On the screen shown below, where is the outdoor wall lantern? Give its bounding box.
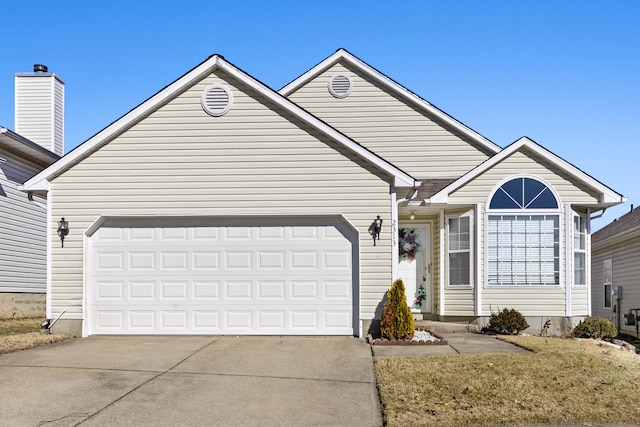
[368,215,383,246]
[57,217,69,248]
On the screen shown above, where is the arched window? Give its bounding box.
[487,177,560,286]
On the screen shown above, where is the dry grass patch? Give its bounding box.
[0,318,73,355]
[375,335,640,427]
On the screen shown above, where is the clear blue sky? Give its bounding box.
[1,1,638,230]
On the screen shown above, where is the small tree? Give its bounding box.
[380,279,415,340]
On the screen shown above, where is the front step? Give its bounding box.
[415,320,480,334]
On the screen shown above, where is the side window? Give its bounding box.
[573,214,587,287]
[448,215,472,286]
[603,259,612,309]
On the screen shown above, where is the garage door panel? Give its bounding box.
[89,221,355,335]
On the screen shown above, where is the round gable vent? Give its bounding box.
[328,74,353,98]
[201,84,233,116]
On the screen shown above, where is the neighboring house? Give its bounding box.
[0,64,63,318]
[591,206,640,335]
[23,50,624,337]
[0,128,59,317]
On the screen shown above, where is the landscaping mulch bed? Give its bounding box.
[368,328,448,346]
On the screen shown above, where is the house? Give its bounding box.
[22,50,624,337]
[591,206,640,335]
[0,65,63,318]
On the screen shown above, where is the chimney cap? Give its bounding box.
[33,64,48,72]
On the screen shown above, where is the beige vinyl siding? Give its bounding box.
[49,70,394,323]
[445,288,474,315]
[482,287,566,316]
[592,230,640,333]
[448,149,600,205]
[286,62,492,178]
[571,286,589,316]
[0,149,47,292]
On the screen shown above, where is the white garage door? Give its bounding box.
[88,218,356,336]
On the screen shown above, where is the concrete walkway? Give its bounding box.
[371,331,530,357]
[0,336,382,427]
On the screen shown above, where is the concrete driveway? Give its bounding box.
[0,336,382,427]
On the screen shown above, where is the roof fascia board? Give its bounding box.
[280,49,501,155]
[0,127,60,164]
[24,55,416,191]
[428,137,624,205]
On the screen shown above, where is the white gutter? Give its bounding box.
[590,207,607,220]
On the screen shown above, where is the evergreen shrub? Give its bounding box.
[573,316,617,341]
[487,307,529,335]
[380,279,415,340]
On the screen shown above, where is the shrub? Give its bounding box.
[380,279,415,340]
[573,316,617,341]
[487,307,529,335]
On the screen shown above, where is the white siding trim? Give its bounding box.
[475,203,482,316]
[439,209,445,314]
[46,192,52,319]
[391,187,399,280]
[586,208,592,316]
[565,204,572,316]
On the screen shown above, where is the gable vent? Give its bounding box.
[201,84,233,116]
[328,74,353,98]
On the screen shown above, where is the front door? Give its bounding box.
[397,224,431,313]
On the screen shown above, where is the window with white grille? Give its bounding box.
[448,215,472,287]
[573,214,587,287]
[603,259,612,309]
[487,177,560,286]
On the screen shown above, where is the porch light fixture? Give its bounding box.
[57,217,69,248]
[410,211,416,220]
[368,215,383,246]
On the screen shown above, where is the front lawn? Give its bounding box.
[0,318,73,355]
[374,336,640,426]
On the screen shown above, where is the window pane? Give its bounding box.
[489,177,558,210]
[449,253,470,286]
[523,178,546,207]
[448,216,471,286]
[574,253,585,286]
[604,284,612,309]
[487,214,559,286]
[490,187,520,209]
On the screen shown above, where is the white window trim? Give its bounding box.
[445,210,474,289]
[603,259,612,310]
[572,211,588,289]
[484,175,563,289]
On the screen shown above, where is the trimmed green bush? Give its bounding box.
[487,307,529,335]
[380,279,415,340]
[573,316,617,341]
